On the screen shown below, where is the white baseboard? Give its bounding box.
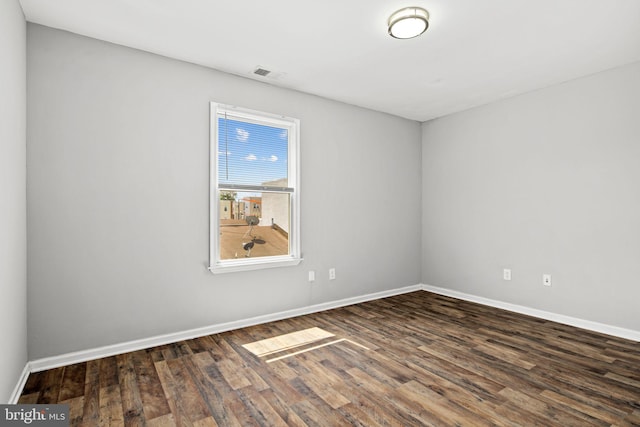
[29,284,423,373]
[421,284,640,342]
[9,362,31,404]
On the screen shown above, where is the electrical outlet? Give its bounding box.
[329,268,336,280]
[308,271,315,282]
[543,274,552,287]
[503,269,511,281]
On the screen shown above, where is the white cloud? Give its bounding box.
[218,150,232,156]
[279,129,288,140]
[236,128,249,142]
[244,154,257,161]
[269,155,278,162]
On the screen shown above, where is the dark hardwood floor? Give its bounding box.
[19,291,640,426]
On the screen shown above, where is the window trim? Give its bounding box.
[209,103,302,274]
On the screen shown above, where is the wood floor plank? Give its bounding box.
[82,359,101,425]
[287,358,350,409]
[37,367,65,404]
[606,371,640,389]
[234,386,289,427]
[288,399,335,427]
[60,395,84,427]
[403,378,498,426]
[17,392,39,404]
[208,336,253,390]
[116,353,147,426]
[539,388,624,425]
[257,389,309,427]
[20,370,47,397]
[154,360,195,427]
[222,333,272,392]
[402,359,506,422]
[499,387,602,426]
[472,340,537,370]
[165,358,211,424]
[405,352,505,399]
[99,384,125,427]
[187,352,244,427]
[147,414,178,427]
[345,367,423,426]
[621,409,640,426]
[99,356,119,389]
[130,350,172,421]
[18,291,640,425]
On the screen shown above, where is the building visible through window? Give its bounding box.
[209,103,301,273]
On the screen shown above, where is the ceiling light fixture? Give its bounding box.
[387,7,429,39]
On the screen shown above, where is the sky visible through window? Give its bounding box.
[218,117,288,187]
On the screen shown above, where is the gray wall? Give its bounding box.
[422,61,640,331]
[27,24,422,359]
[0,0,27,403]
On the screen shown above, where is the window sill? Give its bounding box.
[208,256,303,274]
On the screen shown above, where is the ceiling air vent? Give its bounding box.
[253,67,271,77]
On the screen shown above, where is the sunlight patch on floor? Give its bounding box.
[265,338,370,363]
[242,327,335,357]
[242,326,369,362]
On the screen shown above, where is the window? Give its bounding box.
[209,103,301,273]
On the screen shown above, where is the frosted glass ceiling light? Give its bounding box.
[388,7,429,39]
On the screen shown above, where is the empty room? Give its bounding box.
[2,0,640,425]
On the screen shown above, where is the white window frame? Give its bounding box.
[209,103,302,273]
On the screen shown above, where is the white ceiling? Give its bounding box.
[18,0,640,122]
